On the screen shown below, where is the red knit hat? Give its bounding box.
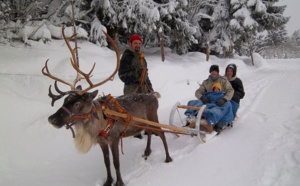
[129,34,142,43]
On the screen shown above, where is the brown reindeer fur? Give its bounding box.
[48,91,172,186]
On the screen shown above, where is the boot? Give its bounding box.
[185,116,196,128]
[214,125,223,135]
[187,122,196,128]
[199,123,214,133]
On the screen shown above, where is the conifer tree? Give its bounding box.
[291,29,300,46]
[91,0,197,54]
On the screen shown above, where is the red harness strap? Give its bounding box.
[105,94,133,137]
[72,94,133,141]
[98,102,114,138]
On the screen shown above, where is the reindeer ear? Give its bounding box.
[84,90,98,101]
[91,90,98,99]
[75,85,82,90]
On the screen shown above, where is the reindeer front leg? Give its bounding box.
[110,139,125,186]
[99,143,113,186]
[143,130,152,159]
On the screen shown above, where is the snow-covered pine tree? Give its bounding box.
[1,0,292,57]
[0,1,12,42]
[208,0,231,57]
[90,0,197,54]
[291,29,300,46]
[90,0,161,46]
[229,0,261,56]
[253,0,289,32]
[163,0,197,54]
[0,0,50,43]
[265,26,288,46]
[230,0,289,56]
[251,0,289,57]
[185,0,217,54]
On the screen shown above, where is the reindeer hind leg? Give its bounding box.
[155,130,173,163]
[147,114,172,163]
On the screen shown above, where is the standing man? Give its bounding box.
[118,34,154,139]
[118,34,153,94]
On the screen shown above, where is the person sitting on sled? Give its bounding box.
[224,63,245,118]
[184,65,234,133]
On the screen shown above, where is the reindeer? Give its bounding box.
[42,29,172,186]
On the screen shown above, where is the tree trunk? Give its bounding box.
[206,30,210,61]
[250,51,254,66]
[206,43,210,61]
[158,32,165,62]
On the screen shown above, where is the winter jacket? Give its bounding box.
[118,49,153,94]
[195,75,234,101]
[225,76,245,104]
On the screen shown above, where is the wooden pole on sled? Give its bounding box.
[103,109,189,134]
[176,105,201,111]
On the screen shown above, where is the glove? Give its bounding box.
[200,95,209,104]
[216,98,227,107]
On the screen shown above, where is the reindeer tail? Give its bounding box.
[152,91,161,98]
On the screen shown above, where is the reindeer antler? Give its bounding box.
[42,26,120,106]
[42,59,77,90]
[62,27,120,95]
[48,81,74,106]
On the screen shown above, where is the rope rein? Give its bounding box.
[133,52,153,93]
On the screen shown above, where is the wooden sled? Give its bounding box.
[102,107,208,143]
[169,102,218,143]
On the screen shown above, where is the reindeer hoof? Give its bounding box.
[143,148,152,160]
[165,156,173,163]
[114,180,125,186]
[142,154,148,160]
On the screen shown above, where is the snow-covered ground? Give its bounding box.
[1,40,299,186]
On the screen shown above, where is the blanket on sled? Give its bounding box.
[184,92,234,126]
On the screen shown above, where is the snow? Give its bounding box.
[13,24,88,46]
[252,0,266,13]
[1,40,300,186]
[47,25,88,39]
[247,0,267,13]
[149,7,160,22]
[234,7,258,28]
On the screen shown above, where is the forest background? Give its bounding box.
[1,0,300,58]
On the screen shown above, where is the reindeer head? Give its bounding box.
[42,26,119,128]
[48,87,99,128]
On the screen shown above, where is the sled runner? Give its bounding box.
[169,102,219,143]
[168,101,238,143]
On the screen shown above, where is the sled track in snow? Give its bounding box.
[238,63,288,118]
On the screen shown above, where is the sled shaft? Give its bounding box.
[177,105,201,110]
[103,109,189,133]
